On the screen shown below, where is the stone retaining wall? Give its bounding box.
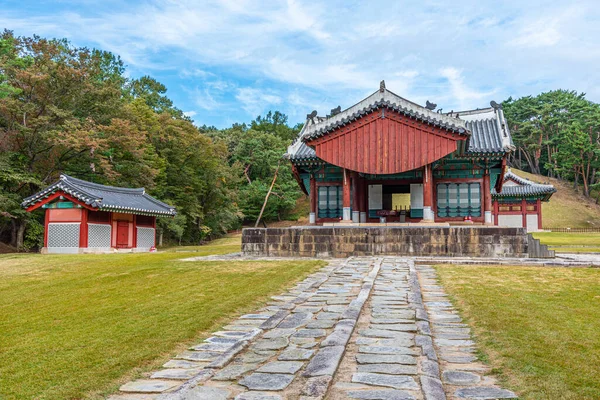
[242,226,541,258]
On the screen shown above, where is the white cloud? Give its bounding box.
[191,87,222,111]
[439,67,497,110]
[509,17,562,48]
[3,0,600,126]
[235,88,283,116]
[183,110,197,118]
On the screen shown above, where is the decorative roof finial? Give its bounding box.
[379,80,386,93]
[328,106,341,117]
[425,100,437,111]
[490,100,502,110]
[306,110,318,122]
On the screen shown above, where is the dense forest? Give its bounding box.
[0,31,303,249]
[2,31,600,250]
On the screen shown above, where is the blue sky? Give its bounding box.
[2,0,599,128]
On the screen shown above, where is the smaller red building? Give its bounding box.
[492,169,556,231]
[22,175,176,253]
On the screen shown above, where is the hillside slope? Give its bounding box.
[511,169,600,228]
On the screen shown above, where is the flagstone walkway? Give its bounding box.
[110,258,518,400]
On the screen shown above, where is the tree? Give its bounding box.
[503,90,600,197]
[0,31,244,248]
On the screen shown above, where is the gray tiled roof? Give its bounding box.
[286,140,317,161]
[492,170,556,199]
[22,175,176,216]
[300,87,468,141]
[448,107,514,154]
[286,87,516,162]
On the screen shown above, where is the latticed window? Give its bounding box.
[318,186,342,218]
[437,183,481,217]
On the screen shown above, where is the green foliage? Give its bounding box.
[0,30,306,248]
[23,218,44,250]
[503,90,600,196]
[210,115,302,224]
[0,30,245,246]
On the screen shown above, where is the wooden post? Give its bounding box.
[493,200,499,226]
[132,215,137,249]
[537,198,542,230]
[423,164,433,221]
[352,172,360,222]
[44,209,49,248]
[309,174,317,224]
[360,177,368,222]
[79,208,88,248]
[521,198,527,229]
[342,168,351,221]
[255,161,280,227]
[483,172,492,224]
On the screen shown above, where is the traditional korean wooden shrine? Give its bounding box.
[286,81,554,231]
[22,175,176,253]
[242,81,556,258]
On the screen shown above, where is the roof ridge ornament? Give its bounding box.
[379,80,385,93]
[490,100,502,110]
[328,105,341,117]
[425,100,437,111]
[307,110,317,123]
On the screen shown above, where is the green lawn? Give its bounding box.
[435,264,600,400]
[533,232,600,253]
[0,236,325,400]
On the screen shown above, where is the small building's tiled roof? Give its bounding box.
[22,175,176,216]
[492,170,556,200]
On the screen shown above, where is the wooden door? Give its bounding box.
[116,221,129,248]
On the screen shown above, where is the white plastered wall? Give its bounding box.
[526,214,539,232]
[497,214,523,228]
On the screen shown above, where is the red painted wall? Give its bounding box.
[47,208,82,222]
[306,109,465,175]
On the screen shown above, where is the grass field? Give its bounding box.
[0,236,325,400]
[532,232,600,253]
[435,264,600,400]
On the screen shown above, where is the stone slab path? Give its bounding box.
[110,258,517,400]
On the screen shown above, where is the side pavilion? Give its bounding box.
[22,174,176,253]
[286,81,551,230]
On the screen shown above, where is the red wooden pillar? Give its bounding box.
[79,208,88,248]
[109,212,115,248]
[352,172,360,223]
[309,174,317,224]
[44,209,49,248]
[358,176,366,222]
[342,168,351,221]
[521,198,527,229]
[423,164,434,221]
[132,215,138,249]
[537,198,542,230]
[493,200,499,226]
[483,172,492,224]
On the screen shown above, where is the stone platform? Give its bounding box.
[242,226,554,258]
